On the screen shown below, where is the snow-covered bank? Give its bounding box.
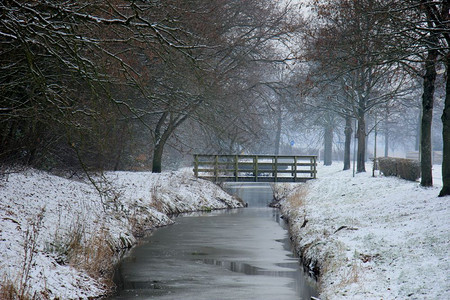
[275,164,449,299]
[0,168,243,299]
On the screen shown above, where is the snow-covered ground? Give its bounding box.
[0,168,243,299]
[2,164,448,299]
[275,163,449,299]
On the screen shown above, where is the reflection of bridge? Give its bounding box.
[193,154,317,183]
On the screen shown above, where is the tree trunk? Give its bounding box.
[151,111,190,173]
[274,104,282,155]
[357,112,366,172]
[152,142,164,173]
[384,129,389,157]
[384,106,389,157]
[415,108,421,152]
[343,116,352,170]
[113,146,123,171]
[439,57,450,196]
[324,124,333,166]
[365,121,369,162]
[420,49,438,187]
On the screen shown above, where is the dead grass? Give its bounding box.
[0,278,22,300]
[287,187,307,210]
[149,181,168,213]
[150,198,165,213]
[339,259,361,287]
[45,221,117,292]
[1,209,45,300]
[0,279,43,300]
[68,229,115,290]
[286,186,308,220]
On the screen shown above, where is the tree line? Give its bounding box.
[0,0,299,173]
[0,0,448,196]
[297,0,449,197]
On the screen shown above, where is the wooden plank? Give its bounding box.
[237,162,255,166]
[196,161,217,165]
[295,163,316,167]
[276,170,316,174]
[197,164,315,172]
[198,161,310,167]
[197,169,238,173]
[197,176,311,183]
[194,154,317,159]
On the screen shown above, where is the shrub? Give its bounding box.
[378,157,420,181]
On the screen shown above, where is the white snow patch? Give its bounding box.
[277,163,449,299]
[0,168,242,299]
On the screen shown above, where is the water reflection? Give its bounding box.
[200,258,301,278]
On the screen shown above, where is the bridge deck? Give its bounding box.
[193,154,317,183]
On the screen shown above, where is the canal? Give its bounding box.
[111,183,318,299]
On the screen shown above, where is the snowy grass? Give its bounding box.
[275,163,449,299]
[0,168,243,299]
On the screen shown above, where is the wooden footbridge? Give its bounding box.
[193,154,317,183]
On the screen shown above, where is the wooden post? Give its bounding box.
[215,155,218,182]
[254,155,258,182]
[312,157,317,179]
[294,156,298,181]
[274,156,278,182]
[235,155,238,182]
[194,154,199,178]
[314,156,317,178]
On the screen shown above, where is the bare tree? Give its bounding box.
[143,0,300,172]
[302,0,412,173]
[369,0,449,192]
[0,0,300,174]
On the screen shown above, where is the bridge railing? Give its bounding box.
[193,154,317,182]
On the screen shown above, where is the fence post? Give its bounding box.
[254,155,258,182]
[215,155,218,182]
[274,156,278,182]
[311,156,317,179]
[235,155,238,182]
[314,156,317,178]
[294,156,297,181]
[194,154,199,178]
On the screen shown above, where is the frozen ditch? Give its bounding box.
[110,183,318,300]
